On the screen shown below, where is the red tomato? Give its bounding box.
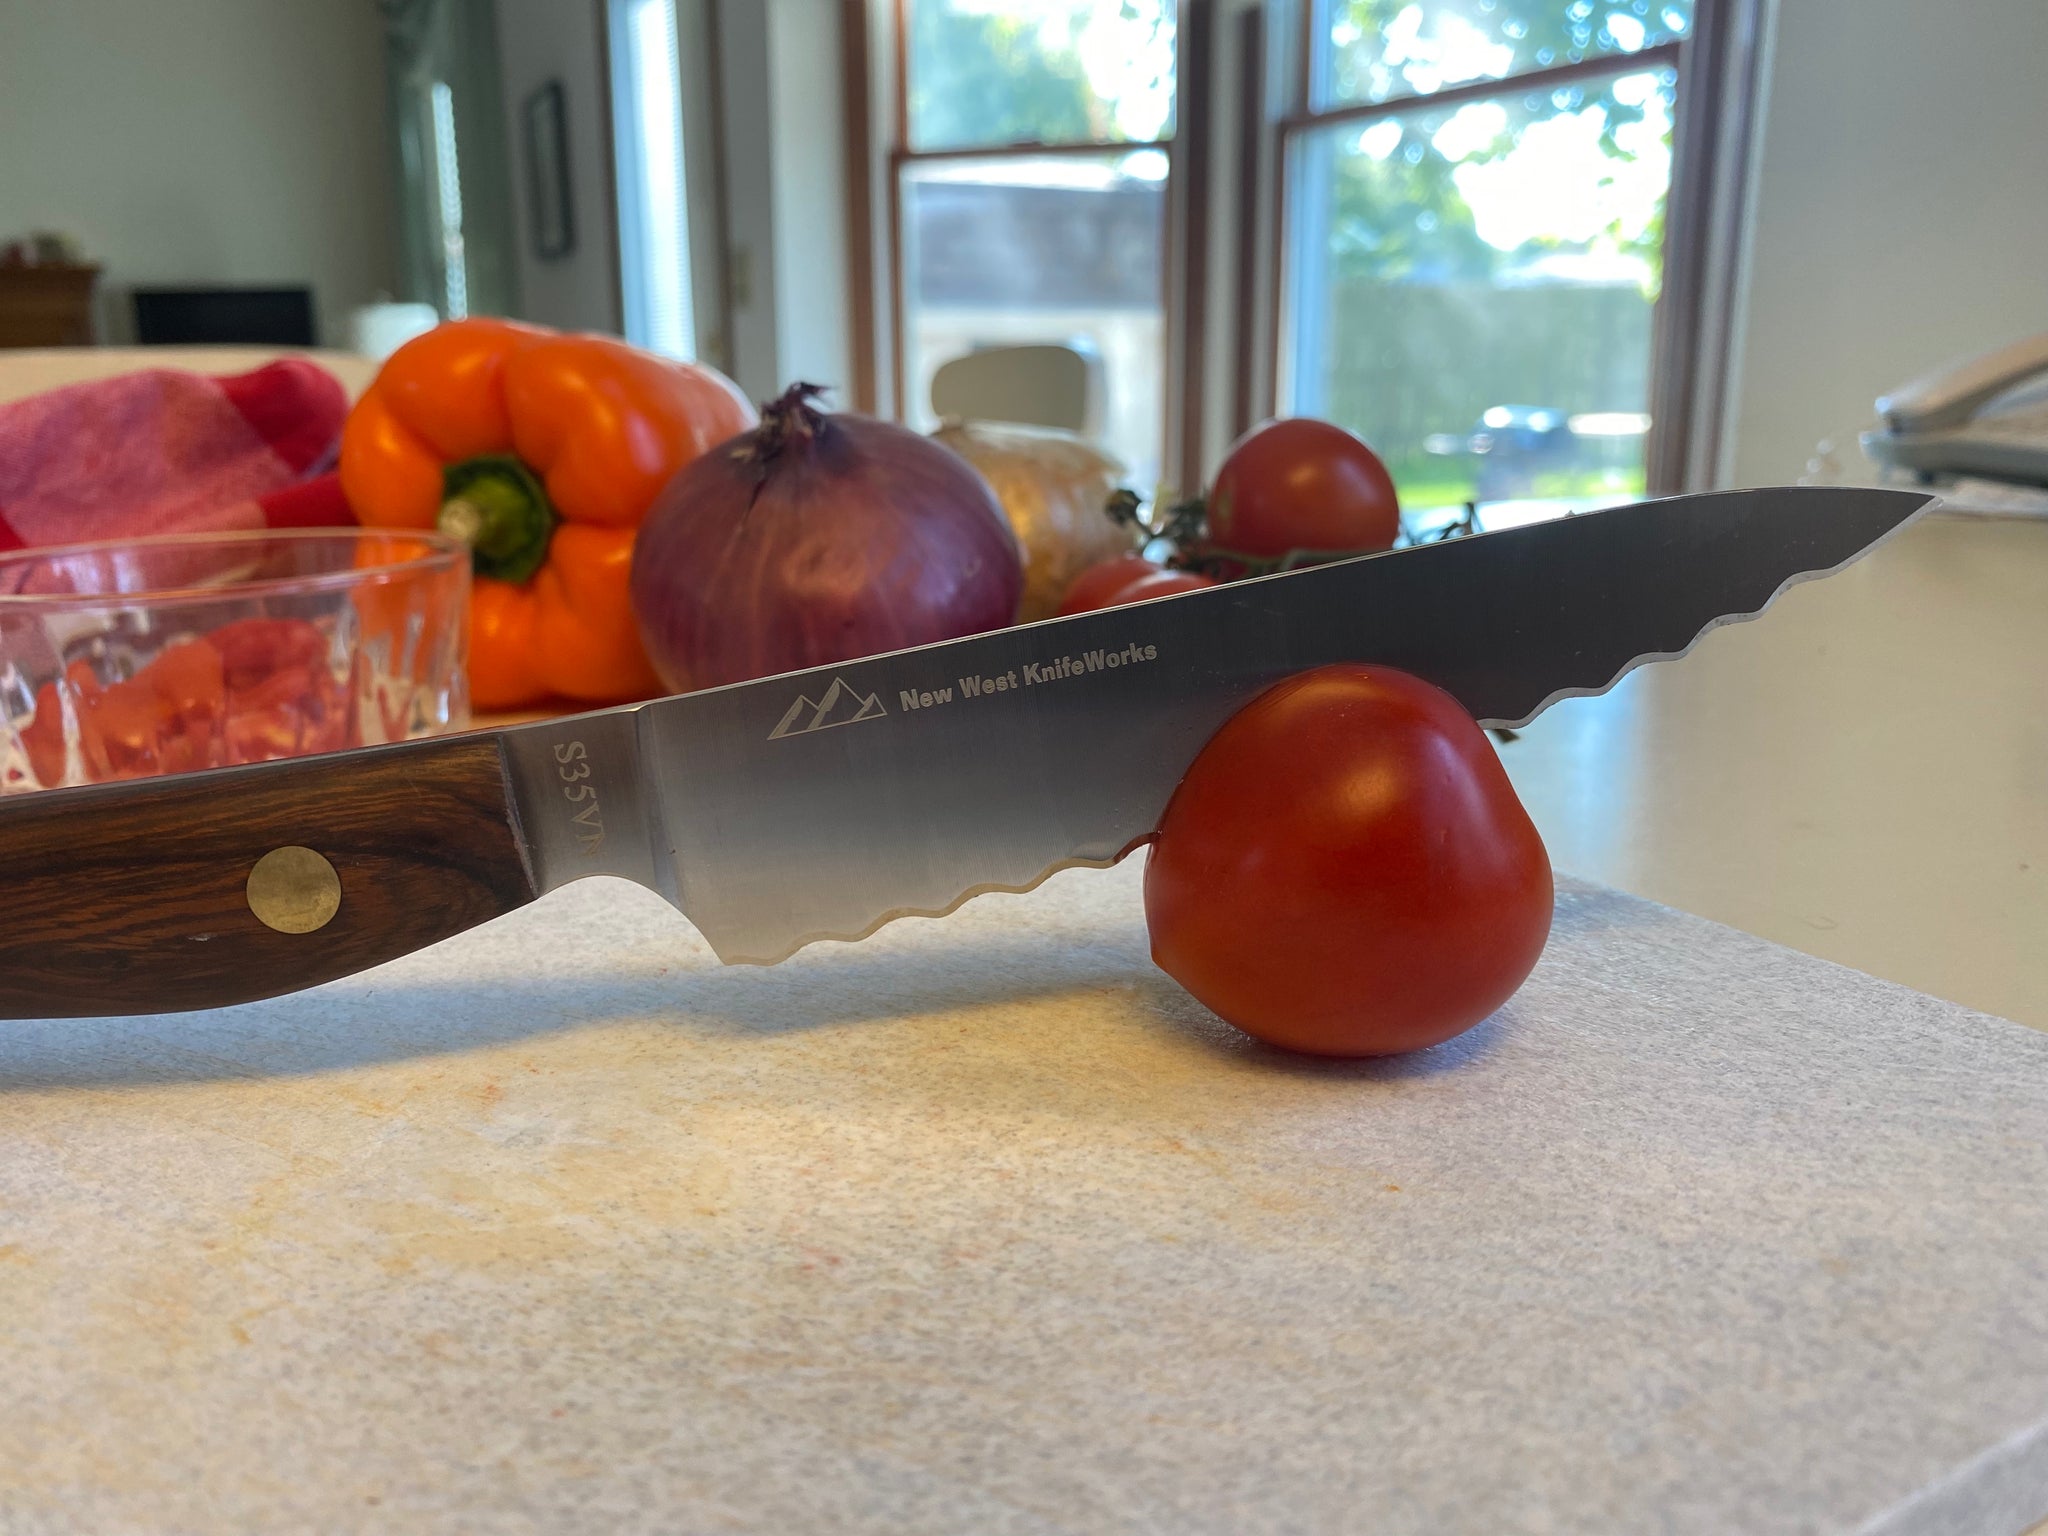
[1103,569,1216,605]
[19,679,71,787]
[15,619,347,787]
[211,617,329,689]
[1144,664,1552,1057]
[1208,418,1400,559]
[1058,558,1217,615]
[1057,554,1162,616]
[73,639,227,781]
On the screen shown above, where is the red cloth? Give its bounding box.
[0,359,354,554]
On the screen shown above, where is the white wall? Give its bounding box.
[495,0,622,334]
[0,0,395,348]
[1727,0,2048,485]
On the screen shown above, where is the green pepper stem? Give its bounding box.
[438,456,556,585]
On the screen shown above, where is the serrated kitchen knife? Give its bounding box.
[0,485,1934,1019]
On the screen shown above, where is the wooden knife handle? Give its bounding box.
[0,734,537,1019]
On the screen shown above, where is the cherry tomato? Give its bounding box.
[1057,554,1162,616]
[1208,418,1400,559]
[1144,664,1552,1057]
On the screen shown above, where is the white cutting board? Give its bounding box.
[4,865,2048,1534]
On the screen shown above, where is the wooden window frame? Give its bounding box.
[1249,0,1765,496]
[865,0,1213,493]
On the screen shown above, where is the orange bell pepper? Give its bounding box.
[339,319,755,711]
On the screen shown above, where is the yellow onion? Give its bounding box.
[931,420,1132,622]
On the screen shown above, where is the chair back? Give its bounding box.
[930,344,1104,438]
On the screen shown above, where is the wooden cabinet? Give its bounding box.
[0,265,101,348]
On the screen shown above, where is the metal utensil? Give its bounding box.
[0,486,1934,1018]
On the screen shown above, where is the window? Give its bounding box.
[609,0,698,358]
[1276,0,1705,510]
[384,0,518,324]
[891,1,1180,490]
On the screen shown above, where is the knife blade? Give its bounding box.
[0,485,1934,1019]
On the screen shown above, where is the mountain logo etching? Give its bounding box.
[768,678,888,739]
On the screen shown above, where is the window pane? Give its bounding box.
[906,0,1176,152]
[1285,66,1675,508]
[609,0,698,359]
[1315,0,1691,109]
[901,153,1167,488]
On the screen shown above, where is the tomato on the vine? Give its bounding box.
[1208,418,1400,560]
[1144,664,1552,1057]
[1057,556,1215,615]
[1100,568,1215,606]
[1058,555,1160,615]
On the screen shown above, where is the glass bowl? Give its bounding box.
[0,528,468,793]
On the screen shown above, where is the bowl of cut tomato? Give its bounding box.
[0,528,468,793]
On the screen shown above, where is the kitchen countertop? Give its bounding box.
[9,502,2048,1533]
[1504,508,2048,1030]
[9,868,2048,1535]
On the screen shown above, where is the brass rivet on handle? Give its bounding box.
[247,846,342,934]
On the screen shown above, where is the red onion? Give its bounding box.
[631,384,1023,691]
